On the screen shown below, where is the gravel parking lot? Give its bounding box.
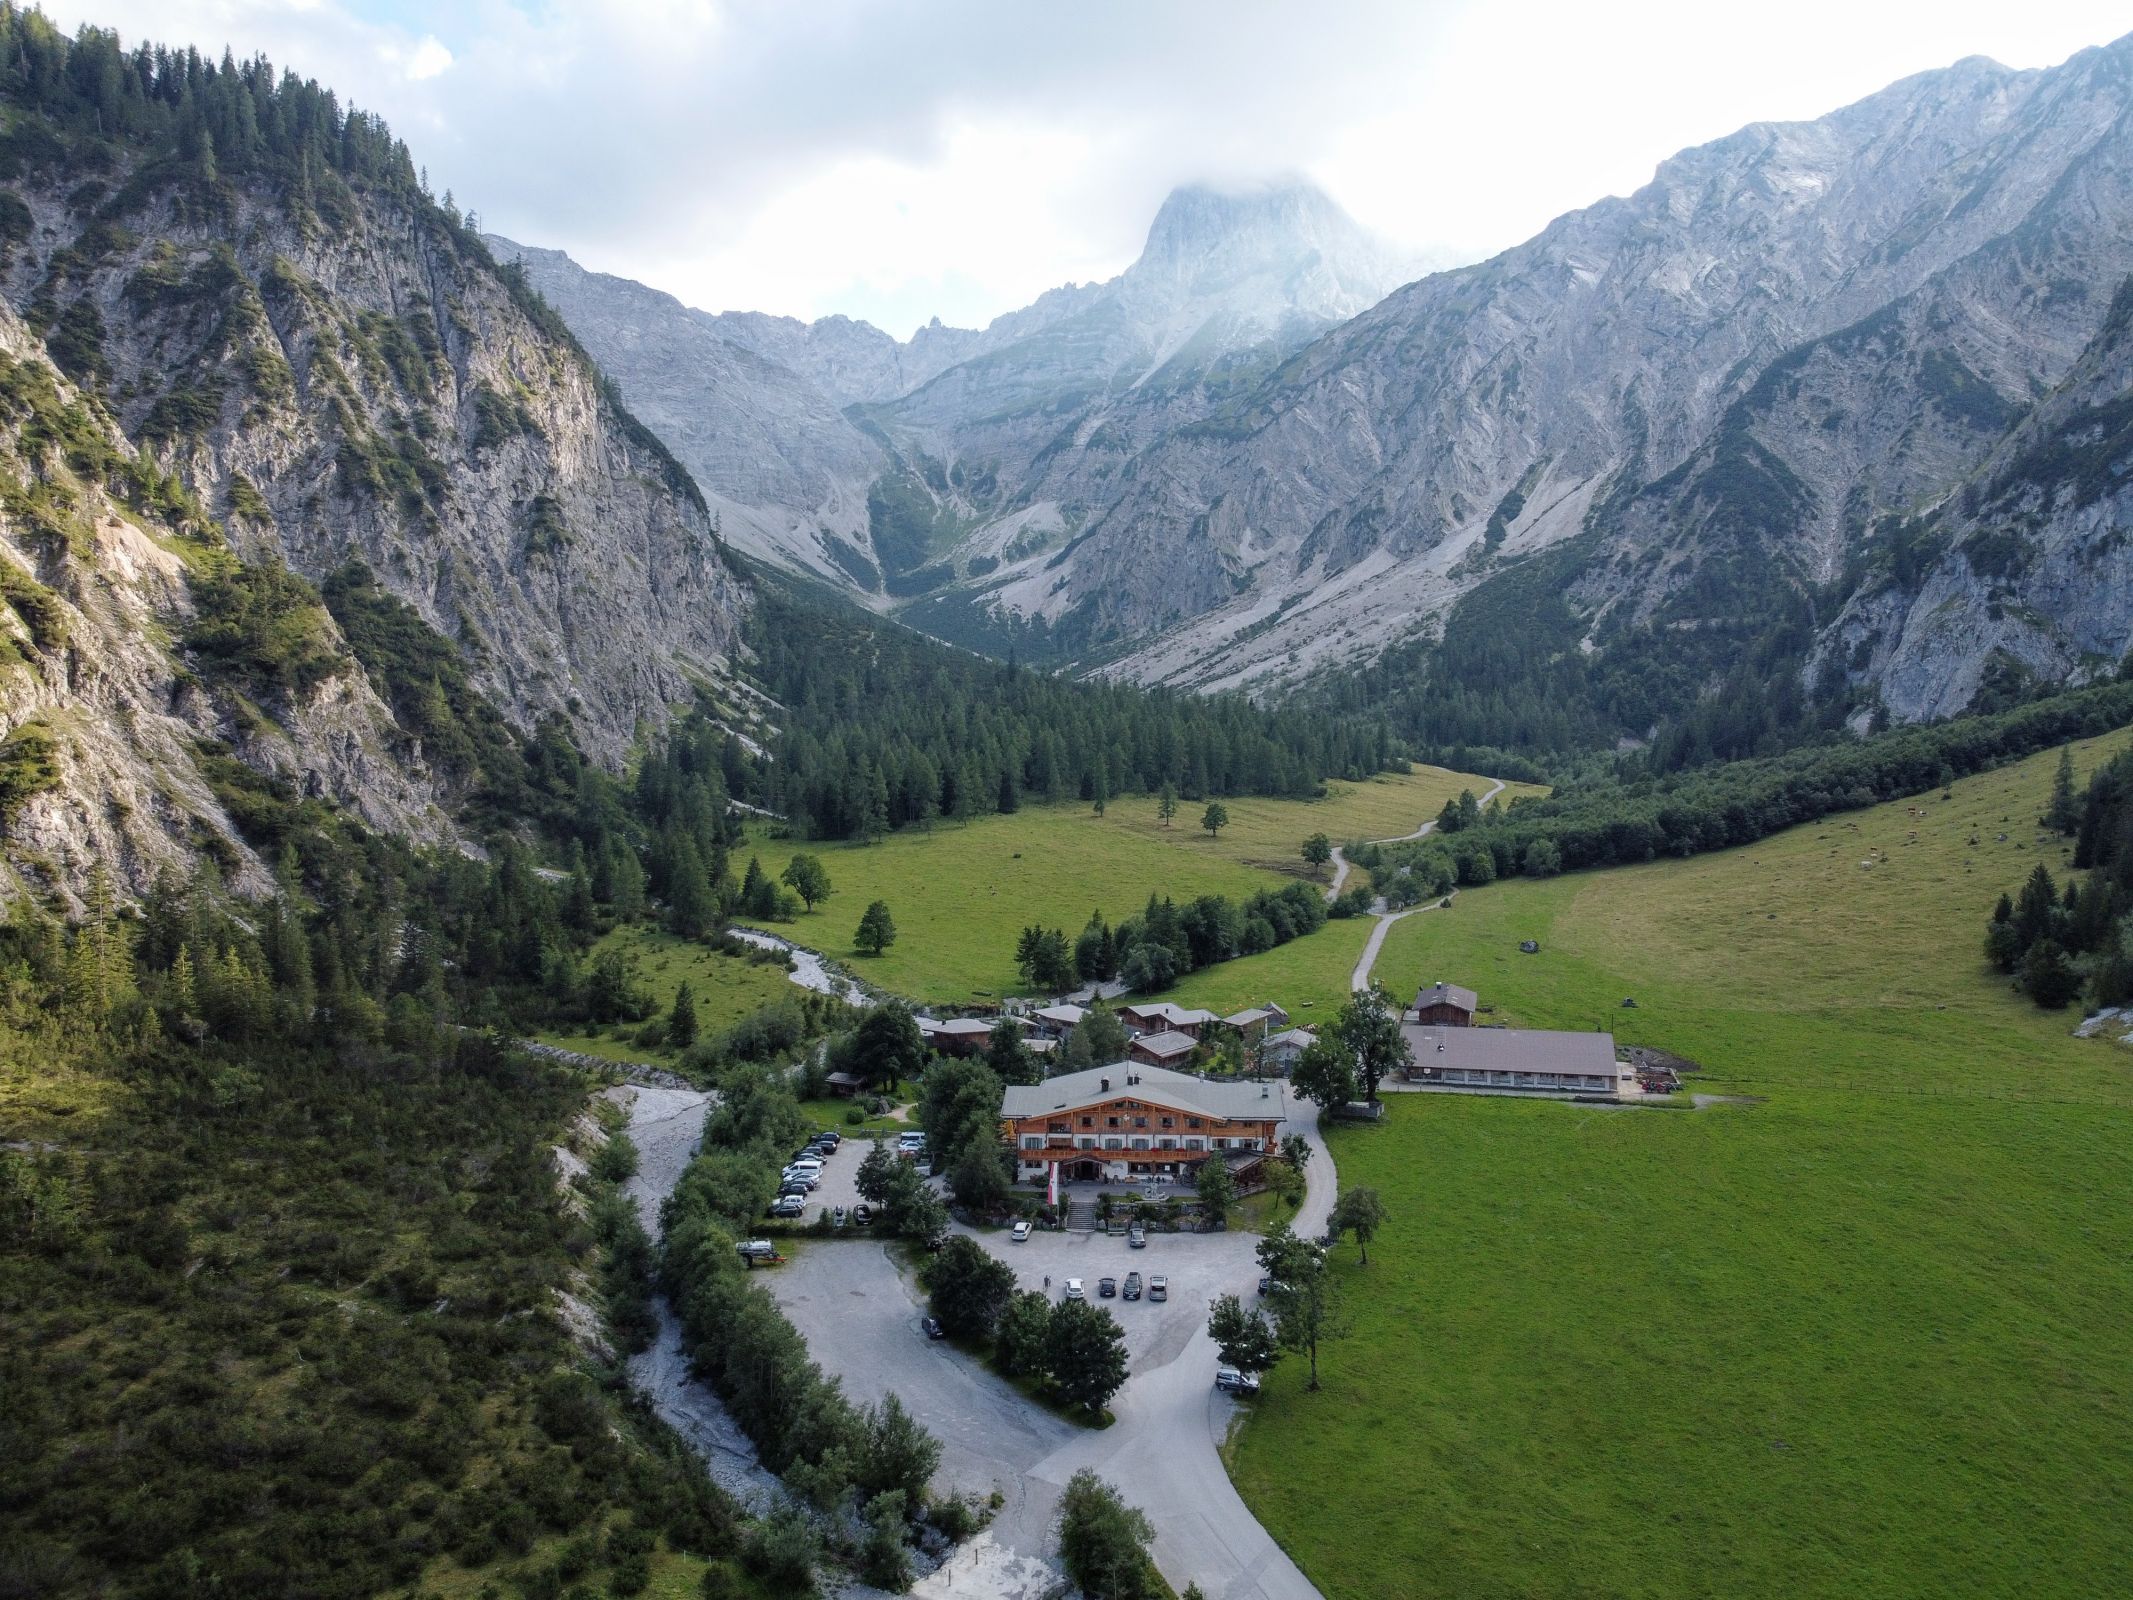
[767,1107,1334,1600]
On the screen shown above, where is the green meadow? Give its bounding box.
[531,922,801,1062]
[1225,736,2133,1600]
[740,763,1511,1007]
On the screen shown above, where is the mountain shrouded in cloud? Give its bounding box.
[491,176,1420,596]
[507,31,2133,756]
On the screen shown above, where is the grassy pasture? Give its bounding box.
[741,763,1512,1006]
[531,922,802,1063]
[1095,762,1545,875]
[1156,914,1374,1021]
[1225,736,2133,1600]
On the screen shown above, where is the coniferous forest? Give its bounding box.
[736,580,1400,840]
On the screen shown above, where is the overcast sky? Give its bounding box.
[36,0,2133,337]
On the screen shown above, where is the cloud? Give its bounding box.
[31,0,2133,336]
[403,35,452,81]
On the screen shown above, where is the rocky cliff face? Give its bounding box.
[495,180,1417,606]
[2,148,747,769]
[486,238,890,587]
[0,299,445,907]
[999,35,2133,725]
[0,62,751,899]
[1824,277,2133,719]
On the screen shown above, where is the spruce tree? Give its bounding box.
[2044,747,2078,834]
[668,981,698,1049]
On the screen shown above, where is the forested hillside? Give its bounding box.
[732,579,1398,840]
[1987,734,2133,1009]
[0,0,748,891]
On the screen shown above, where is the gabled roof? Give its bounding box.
[1001,1060,1287,1124]
[919,1016,994,1037]
[1415,981,1479,1012]
[1403,1024,1619,1074]
[1131,1029,1199,1058]
[1034,1004,1088,1026]
[1224,1007,1275,1027]
[1264,1027,1318,1050]
[1121,1001,1220,1027]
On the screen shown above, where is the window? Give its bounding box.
[1187,1117,1203,1129]
[1212,1138,1229,1150]
[1133,1116,1147,1128]
[1103,1137,1123,1151]
[1184,1137,1203,1151]
[1080,1117,1093,1128]
[1160,1116,1175,1129]
[1077,1136,1096,1149]
[1107,1116,1120,1128]
[1157,1137,1175,1150]
[1130,1137,1150,1151]
[1021,1136,1043,1150]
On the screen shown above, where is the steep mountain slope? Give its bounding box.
[0,286,443,904]
[1827,276,2133,718]
[485,238,891,584]
[496,180,1417,604]
[1004,36,2133,738]
[0,20,749,896]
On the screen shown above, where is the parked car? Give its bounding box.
[1257,1275,1280,1296]
[1122,1272,1142,1300]
[1010,1220,1032,1243]
[921,1315,945,1340]
[853,1204,873,1226]
[769,1196,804,1218]
[814,1131,843,1150]
[832,1206,848,1228]
[1215,1367,1261,1396]
[1098,1276,1117,1298]
[1148,1275,1168,1302]
[1127,1223,1147,1249]
[1063,1278,1085,1300]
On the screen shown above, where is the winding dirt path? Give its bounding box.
[1327,778,1508,990]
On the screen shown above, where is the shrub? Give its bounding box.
[1055,1470,1160,1600]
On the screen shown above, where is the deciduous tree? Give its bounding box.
[994,1289,1052,1378]
[781,853,831,912]
[854,899,897,955]
[1055,1470,1160,1600]
[1329,1185,1390,1264]
[846,1002,926,1093]
[1194,1156,1236,1227]
[926,1236,1016,1340]
[1046,1299,1129,1414]
[1206,1292,1280,1375]
[1255,1221,1345,1390]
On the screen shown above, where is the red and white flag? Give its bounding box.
[1047,1162,1059,1209]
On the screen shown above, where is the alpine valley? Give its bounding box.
[6,9,2133,1600]
[504,32,2133,761]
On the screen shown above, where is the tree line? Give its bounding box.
[1371,680,2133,892]
[735,583,1400,842]
[1985,745,2133,1010]
[1018,880,1334,998]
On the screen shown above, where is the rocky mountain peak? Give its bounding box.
[1128,178,1407,319]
